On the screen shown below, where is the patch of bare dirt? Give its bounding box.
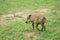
[0,8,49,26]
[23,30,41,39]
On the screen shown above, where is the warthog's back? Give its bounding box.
[29,13,46,24]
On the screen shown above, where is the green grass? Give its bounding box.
[0,0,57,15]
[0,13,60,40]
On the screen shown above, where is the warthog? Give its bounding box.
[25,14,46,31]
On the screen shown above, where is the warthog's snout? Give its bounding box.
[25,21,28,23]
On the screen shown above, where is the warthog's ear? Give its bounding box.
[27,14,31,19]
[29,14,31,17]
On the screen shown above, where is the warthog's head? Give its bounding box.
[25,14,31,23]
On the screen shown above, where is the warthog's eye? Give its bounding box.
[26,20,30,23]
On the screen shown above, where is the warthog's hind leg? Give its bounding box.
[41,22,46,31]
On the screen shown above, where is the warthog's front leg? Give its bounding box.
[36,24,40,31]
[32,23,34,30]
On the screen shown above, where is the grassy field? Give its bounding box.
[0,0,60,40]
[0,13,60,40]
[0,0,56,15]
